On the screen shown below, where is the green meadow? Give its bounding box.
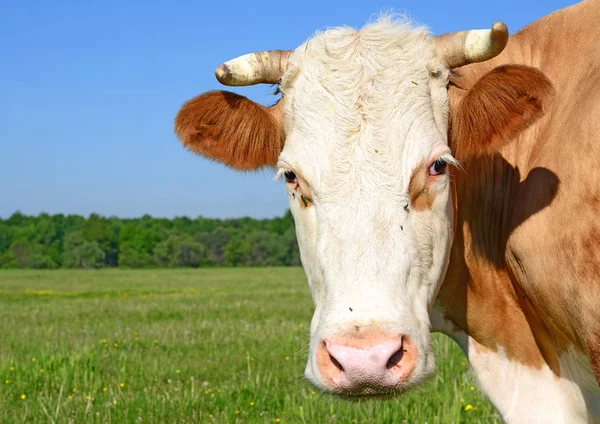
[0,269,500,423]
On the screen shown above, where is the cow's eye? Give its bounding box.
[284,170,297,184]
[428,158,447,176]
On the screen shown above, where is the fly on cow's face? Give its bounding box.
[300,194,309,208]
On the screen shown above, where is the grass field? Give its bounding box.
[0,269,500,423]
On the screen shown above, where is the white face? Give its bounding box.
[277,19,456,396]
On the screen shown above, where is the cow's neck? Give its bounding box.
[434,149,550,361]
[433,33,560,368]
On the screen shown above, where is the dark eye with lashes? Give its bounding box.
[284,170,297,183]
[428,158,447,176]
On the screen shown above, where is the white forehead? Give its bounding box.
[279,17,449,198]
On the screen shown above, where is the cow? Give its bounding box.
[174,1,600,422]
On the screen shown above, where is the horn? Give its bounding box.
[434,22,509,69]
[214,50,292,86]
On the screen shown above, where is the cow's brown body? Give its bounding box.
[441,0,600,386]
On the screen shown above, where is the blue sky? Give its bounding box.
[0,0,576,219]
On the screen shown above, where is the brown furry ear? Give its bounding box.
[174,90,284,170]
[450,65,554,160]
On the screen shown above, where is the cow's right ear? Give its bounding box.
[450,65,554,160]
[174,90,284,170]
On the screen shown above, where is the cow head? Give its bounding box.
[175,18,550,396]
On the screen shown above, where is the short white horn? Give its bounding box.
[434,22,509,69]
[215,50,292,86]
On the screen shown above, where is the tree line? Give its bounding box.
[0,211,301,269]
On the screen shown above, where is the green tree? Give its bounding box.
[61,232,105,269]
[119,244,154,268]
[153,233,211,268]
[119,219,163,259]
[223,234,253,266]
[82,214,119,266]
[196,228,234,265]
[283,227,301,266]
[246,231,288,266]
[0,223,13,255]
[1,239,56,269]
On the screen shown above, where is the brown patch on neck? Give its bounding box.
[408,159,436,211]
[299,194,313,209]
[506,263,563,376]
[440,223,561,375]
[438,156,566,376]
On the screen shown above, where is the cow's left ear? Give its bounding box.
[450,65,554,159]
[174,90,284,170]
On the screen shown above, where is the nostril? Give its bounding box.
[329,353,344,372]
[386,347,405,369]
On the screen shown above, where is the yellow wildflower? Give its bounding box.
[209,414,214,418]
[20,394,26,400]
[31,357,36,362]
[85,395,90,401]
[465,404,473,411]
[73,388,77,393]
[176,369,181,374]
[210,393,215,398]
[311,391,316,395]
[103,387,108,392]
[276,419,281,423]
[470,386,475,391]
[5,380,10,385]
[114,343,118,348]
[113,399,117,405]
[285,356,290,361]
[235,410,240,414]
[250,402,255,406]
[153,339,158,344]
[10,367,14,371]
[40,369,44,373]
[68,395,73,400]
[460,398,464,403]
[102,339,107,343]
[119,383,125,388]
